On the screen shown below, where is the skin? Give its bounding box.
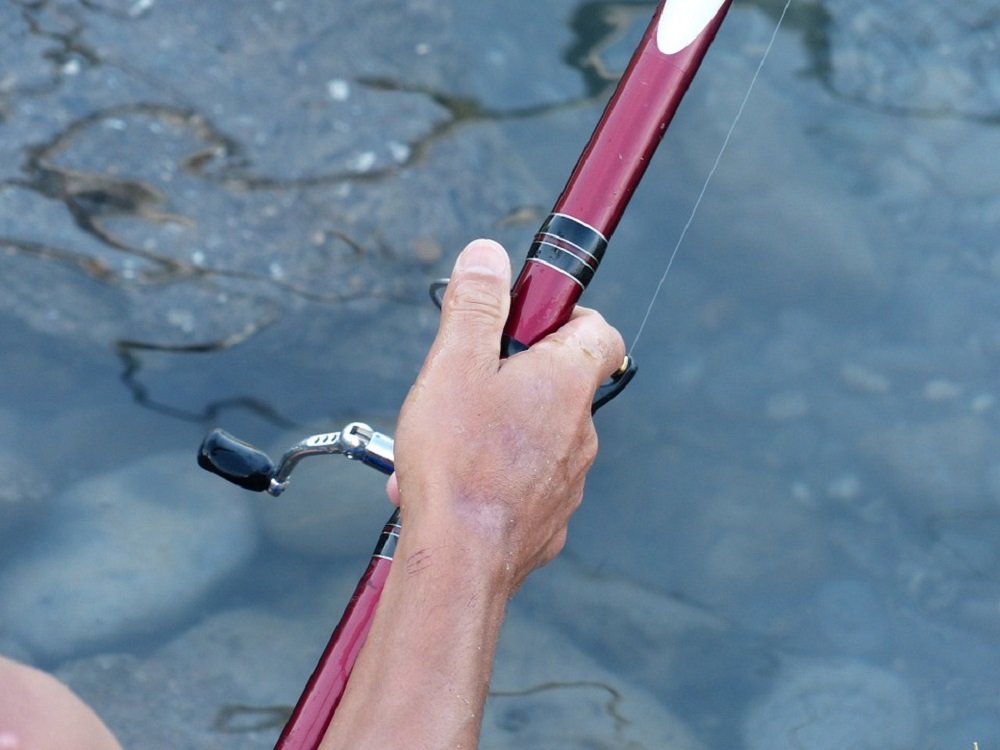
[0,656,122,750]
[0,238,624,750]
[320,239,624,749]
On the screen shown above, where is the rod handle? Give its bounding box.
[274,509,400,750]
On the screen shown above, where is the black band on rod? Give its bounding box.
[539,213,608,263]
[527,213,608,287]
[373,510,401,560]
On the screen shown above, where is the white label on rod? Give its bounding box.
[656,0,728,55]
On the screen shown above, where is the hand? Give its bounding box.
[388,238,625,592]
[323,239,624,750]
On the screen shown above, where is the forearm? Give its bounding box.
[318,239,624,749]
[319,516,510,750]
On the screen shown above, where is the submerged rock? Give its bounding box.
[58,603,352,750]
[516,556,728,692]
[0,0,541,358]
[0,452,256,660]
[513,556,769,744]
[255,419,397,559]
[861,415,998,514]
[486,610,704,750]
[58,572,702,749]
[825,1,1000,121]
[814,578,888,655]
[0,449,51,546]
[743,659,918,750]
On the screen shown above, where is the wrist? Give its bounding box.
[394,508,519,600]
[324,506,511,750]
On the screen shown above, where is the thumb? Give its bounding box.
[434,239,511,369]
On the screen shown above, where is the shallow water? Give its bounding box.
[2,1,998,748]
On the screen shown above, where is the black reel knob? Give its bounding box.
[197,428,275,492]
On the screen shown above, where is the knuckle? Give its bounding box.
[445,277,506,321]
[588,314,626,364]
[607,325,626,361]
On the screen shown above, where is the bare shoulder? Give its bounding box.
[0,655,122,750]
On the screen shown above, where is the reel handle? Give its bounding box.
[197,428,275,493]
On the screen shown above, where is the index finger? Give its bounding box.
[522,306,627,391]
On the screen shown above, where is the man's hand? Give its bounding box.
[389,238,625,592]
[323,238,624,750]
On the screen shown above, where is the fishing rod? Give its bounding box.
[197,1,732,747]
[503,0,731,354]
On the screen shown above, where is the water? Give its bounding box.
[2,1,999,747]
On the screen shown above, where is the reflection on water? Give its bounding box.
[2,1,998,748]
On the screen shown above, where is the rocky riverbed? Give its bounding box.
[2,1,998,747]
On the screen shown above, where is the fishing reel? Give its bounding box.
[198,421,395,495]
[198,279,635,495]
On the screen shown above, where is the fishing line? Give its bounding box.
[628,0,793,355]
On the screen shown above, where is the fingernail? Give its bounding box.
[455,240,506,276]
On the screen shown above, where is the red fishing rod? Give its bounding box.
[198,1,732,747]
[504,0,732,352]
